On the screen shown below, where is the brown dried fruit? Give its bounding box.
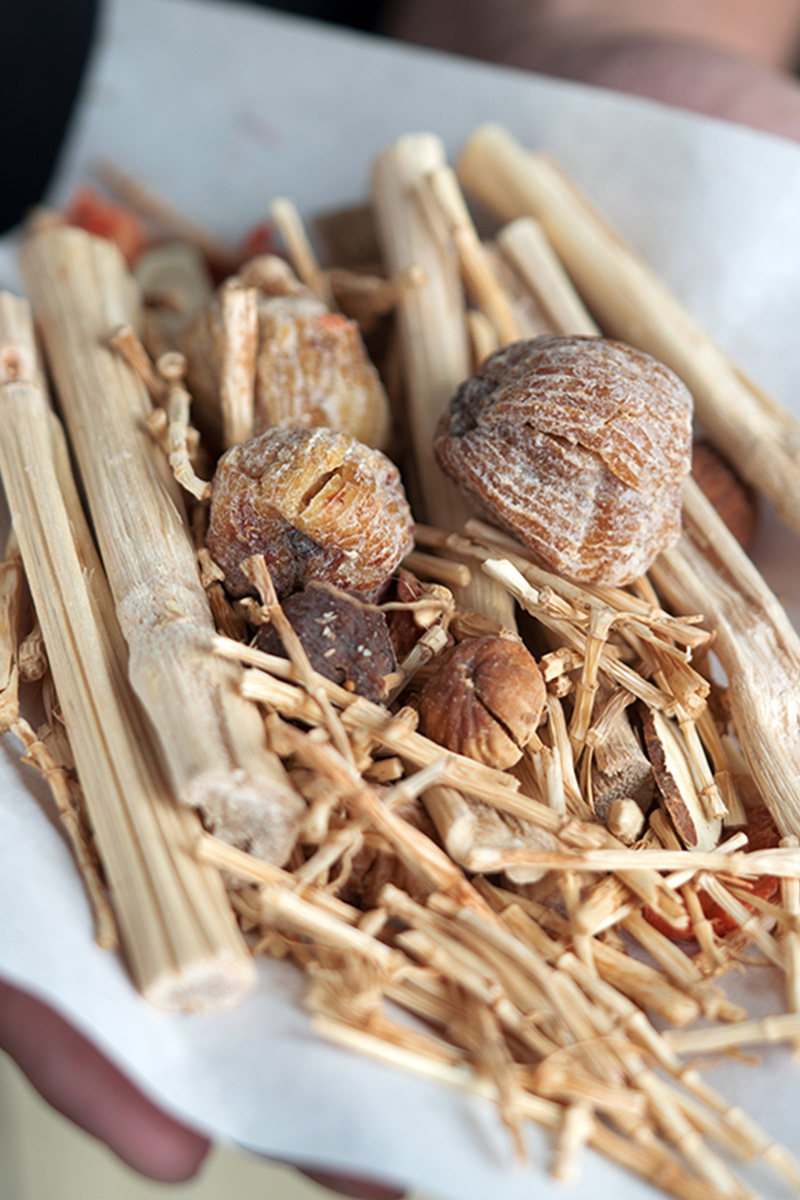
[691,438,758,548]
[181,256,391,449]
[419,635,546,769]
[206,426,414,600]
[434,335,693,586]
[255,583,397,703]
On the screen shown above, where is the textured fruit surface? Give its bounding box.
[419,635,546,769]
[435,336,693,586]
[207,426,414,599]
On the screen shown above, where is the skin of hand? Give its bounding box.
[384,0,800,142]
[0,979,403,1198]
[4,4,799,1196]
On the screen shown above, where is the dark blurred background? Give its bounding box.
[2,0,386,234]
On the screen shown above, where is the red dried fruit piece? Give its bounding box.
[255,583,397,703]
[206,426,414,600]
[643,806,781,941]
[434,335,693,586]
[65,186,148,265]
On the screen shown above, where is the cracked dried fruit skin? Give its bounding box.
[434,335,693,586]
[206,426,414,600]
[419,635,546,769]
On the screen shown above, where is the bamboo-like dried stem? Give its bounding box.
[424,164,521,345]
[651,478,800,837]
[496,216,598,337]
[665,1014,800,1057]
[0,530,23,732]
[372,134,515,627]
[20,228,303,863]
[457,123,800,536]
[270,197,336,309]
[218,280,258,448]
[0,292,256,1009]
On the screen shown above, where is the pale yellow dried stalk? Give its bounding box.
[19,228,303,863]
[218,279,258,448]
[423,163,521,346]
[109,324,168,402]
[651,478,800,838]
[372,133,515,627]
[270,196,336,309]
[0,530,23,733]
[0,292,256,1009]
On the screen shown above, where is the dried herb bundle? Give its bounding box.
[4,124,800,1196]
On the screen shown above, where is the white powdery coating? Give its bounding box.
[435,336,693,586]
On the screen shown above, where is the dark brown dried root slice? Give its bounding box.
[419,635,546,770]
[255,583,397,703]
[641,707,721,851]
[206,426,415,600]
[434,335,693,586]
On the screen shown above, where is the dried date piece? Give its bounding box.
[419,635,546,769]
[256,583,397,703]
[434,335,693,586]
[206,426,414,600]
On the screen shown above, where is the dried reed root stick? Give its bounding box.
[218,279,258,448]
[650,478,800,837]
[457,123,800,537]
[0,529,23,733]
[0,293,256,1009]
[270,196,336,309]
[19,228,304,864]
[372,133,515,629]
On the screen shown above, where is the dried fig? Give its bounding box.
[206,426,414,600]
[434,335,693,586]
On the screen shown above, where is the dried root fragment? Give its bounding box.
[419,635,546,770]
[642,708,721,851]
[434,335,693,586]
[256,583,397,704]
[206,425,414,600]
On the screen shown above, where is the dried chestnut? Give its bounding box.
[206,426,414,600]
[419,635,546,769]
[256,583,397,703]
[434,335,693,586]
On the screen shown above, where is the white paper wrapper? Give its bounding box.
[3,1,800,1196]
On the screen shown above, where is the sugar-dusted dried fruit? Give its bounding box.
[206,426,414,600]
[434,335,693,586]
[256,582,397,703]
[419,635,546,769]
[181,254,391,449]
